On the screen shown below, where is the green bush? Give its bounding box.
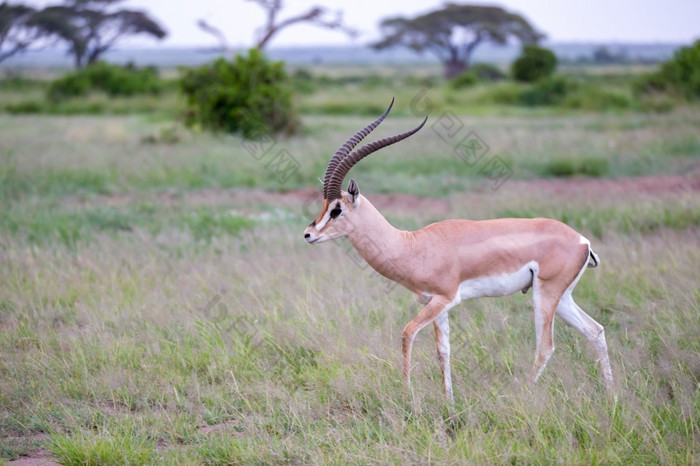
[633,71,668,95]
[543,156,609,177]
[5,100,46,114]
[634,39,700,99]
[512,45,557,82]
[179,49,299,138]
[450,64,505,89]
[471,63,506,81]
[47,62,164,101]
[519,75,572,106]
[450,71,478,89]
[563,86,632,110]
[471,82,522,105]
[48,73,91,100]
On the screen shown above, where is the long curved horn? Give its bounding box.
[323,98,394,199]
[326,116,428,200]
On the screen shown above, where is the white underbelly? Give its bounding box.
[459,261,538,299]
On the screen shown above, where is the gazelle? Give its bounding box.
[303,99,614,400]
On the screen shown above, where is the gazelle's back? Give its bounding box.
[412,217,589,282]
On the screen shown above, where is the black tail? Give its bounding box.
[587,249,600,268]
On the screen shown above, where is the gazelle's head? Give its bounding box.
[303,99,427,244]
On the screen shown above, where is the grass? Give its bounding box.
[0,93,698,462]
[1,106,699,200]
[0,63,683,120]
[1,223,698,463]
[494,196,700,239]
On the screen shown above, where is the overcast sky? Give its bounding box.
[30,0,700,47]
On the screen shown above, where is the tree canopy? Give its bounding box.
[198,0,356,52]
[31,0,167,68]
[0,2,42,62]
[372,3,544,78]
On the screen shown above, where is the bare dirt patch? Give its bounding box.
[4,434,57,466]
[6,452,58,466]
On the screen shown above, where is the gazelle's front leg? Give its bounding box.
[433,312,453,400]
[401,295,457,393]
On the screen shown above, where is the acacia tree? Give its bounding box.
[198,0,357,52]
[32,0,167,68]
[0,2,43,63]
[372,3,544,78]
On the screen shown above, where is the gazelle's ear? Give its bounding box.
[347,179,360,205]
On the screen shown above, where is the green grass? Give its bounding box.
[0,100,698,463]
[0,201,258,247]
[1,106,699,200]
[495,197,700,238]
[0,222,697,463]
[541,156,610,177]
[0,64,680,120]
[47,425,157,465]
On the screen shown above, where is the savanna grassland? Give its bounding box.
[0,69,699,464]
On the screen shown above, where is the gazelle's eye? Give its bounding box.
[330,206,342,219]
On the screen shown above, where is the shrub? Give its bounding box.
[563,86,632,111]
[471,63,506,81]
[512,45,557,83]
[634,39,700,99]
[48,73,91,100]
[578,157,609,177]
[450,71,478,89]
[5,100,46,114]
[543,156,609,177]
[85,62,163,97]
[544,158,576,177]
[179,49,299,138]
[471,82,522,105]
[518,75,572,106]
[633,71,668,95]
[47,62,164,101]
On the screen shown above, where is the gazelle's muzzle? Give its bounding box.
[303,227,319,243]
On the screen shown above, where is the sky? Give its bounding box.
[28,0,700,48]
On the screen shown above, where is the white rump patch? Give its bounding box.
[459,261,539,300]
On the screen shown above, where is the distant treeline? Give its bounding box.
[0,43,683,70]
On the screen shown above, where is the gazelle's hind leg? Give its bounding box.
[530,279,563,383]
[556,293,614,389]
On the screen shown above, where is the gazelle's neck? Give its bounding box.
[345,195,407,280]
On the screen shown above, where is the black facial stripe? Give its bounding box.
[330,204,342,219]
